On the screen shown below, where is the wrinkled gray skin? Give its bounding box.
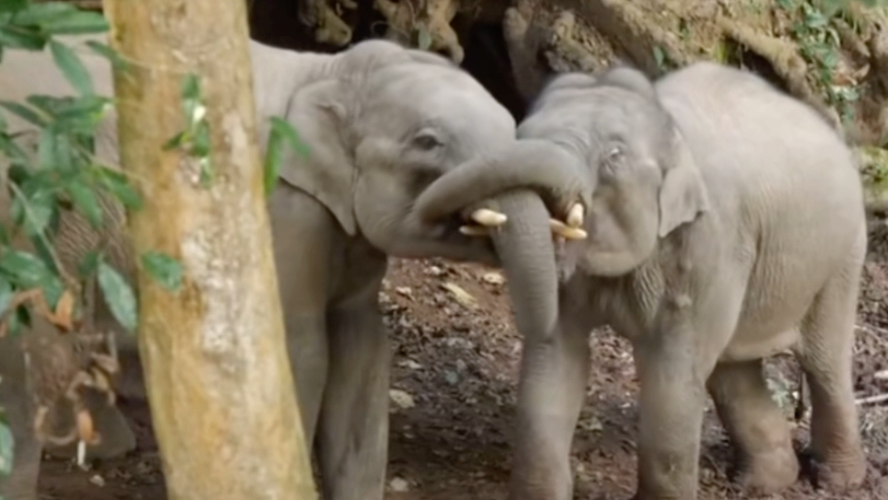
[415,63,868,500]
[0,35,579,500]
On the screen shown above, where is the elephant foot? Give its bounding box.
[735,445,800,495]
[809,450,867,492]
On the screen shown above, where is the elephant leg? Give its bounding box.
[284,312,329,451]
[795,262,867,491]
[706,360,799,494]
[632,338,712,500]
[316,292,389,500]
[508,317,591,500]
[271,186,337,449]
[0,337,42,500]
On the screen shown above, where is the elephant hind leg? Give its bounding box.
[706,359,799,494]
[316,298,389,500]
[795,258,867,492]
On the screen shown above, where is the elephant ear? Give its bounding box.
[657,127,710,238]
[277,79,358,236]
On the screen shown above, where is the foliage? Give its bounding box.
[777,0,885,125]
[0,1,310,484]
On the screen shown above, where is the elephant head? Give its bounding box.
[411,66,710,338]
[248,38,586,265]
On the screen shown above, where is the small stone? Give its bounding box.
[389,389,415,409]
[455,359,467,372]
[89,474,106,487]
[395,286,413,298]
[389,477,410,492]
[444,370,459,385]
[397,359,422,370]
[426,265,445,276]
[440,282,476,308]
[481,271,505,285]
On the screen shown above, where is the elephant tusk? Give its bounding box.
[470,208,507,227]
[567,202,584,228]
[550,218,588,240]
[459,224,490,237]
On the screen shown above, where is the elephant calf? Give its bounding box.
[413,63,869,500]
[0,34,585,500]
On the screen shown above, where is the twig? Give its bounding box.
[855,393,888,406]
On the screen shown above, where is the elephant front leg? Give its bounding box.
[0,339,42,500]
[632,335,710,500]
[316,298,390,500]
[509,317,591,500]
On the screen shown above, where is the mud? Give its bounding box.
[32,219,888,499]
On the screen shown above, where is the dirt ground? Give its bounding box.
[35,219,888,500]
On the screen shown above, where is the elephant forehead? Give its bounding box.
[524,89,665,144]
[362,65,515,137]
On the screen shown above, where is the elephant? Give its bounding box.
[411,62,869,500]
[0,34,583,500]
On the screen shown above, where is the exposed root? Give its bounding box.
[299,0,356,46]
[375,0,465,62]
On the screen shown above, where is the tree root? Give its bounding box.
[374,0,465,62]
[299,0,357,47]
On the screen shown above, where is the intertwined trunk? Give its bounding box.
[104,1,315,499]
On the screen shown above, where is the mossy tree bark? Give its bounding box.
[103,1,316,499]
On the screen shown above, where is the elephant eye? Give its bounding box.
[600,144,626,177]
[606,145,624,160]
[412,132,444,151]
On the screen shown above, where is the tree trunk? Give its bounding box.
[103,1,316,499]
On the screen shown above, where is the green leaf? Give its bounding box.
[0,248,63,306]
[38,10,109,36]
[11,187,55,238]
[141,251,182,292]
[269,117,310,159]
[0,100,46,127]
[49,40,94,95]
[263,130,285,196]
[181,73,201,103]
[416,26,432,51]
[67,179,103,227]
[0,0,28,13]
[0,417,13,477]
[94,166,142,209]
[78,249,100,278]
[85,40,129,71]
[97,260,137,333]
[0,25,45,50]
[0,275,13,316]
[10,2,74,25]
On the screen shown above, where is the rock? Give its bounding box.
[395,286,413,298]
[389,389,416,409]
[481,271,505,285]
[389,477,410,492]
[440,282,476,308]
[89,474,106,487]
[397,359,422,370]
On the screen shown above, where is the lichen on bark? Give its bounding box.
[104,0,316,498]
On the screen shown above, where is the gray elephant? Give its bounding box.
[411,63,869,500]
[0,35,580,500]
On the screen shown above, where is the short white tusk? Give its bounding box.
[550,219,588,240]
[567,203,584,228]
[470,208,507,227]
[459,225,490,237]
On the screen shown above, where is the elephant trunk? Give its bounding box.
[488,189,560,340]
[413,140,587,341]
[412,139,589,222]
